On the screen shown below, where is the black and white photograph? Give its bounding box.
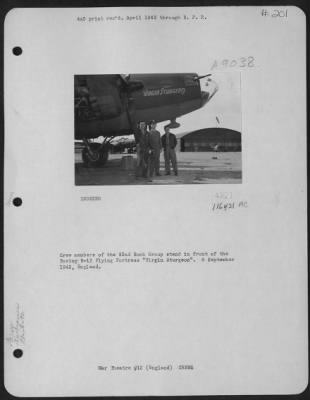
[75,72,242,185]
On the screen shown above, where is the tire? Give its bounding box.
[82,143,109,167]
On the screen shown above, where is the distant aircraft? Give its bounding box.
[75,73,218,166]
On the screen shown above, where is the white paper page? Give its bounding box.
[4,6,307,397]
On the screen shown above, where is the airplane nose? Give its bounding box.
[201,91,209,106]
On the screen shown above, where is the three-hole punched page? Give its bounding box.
[4,6,308,397]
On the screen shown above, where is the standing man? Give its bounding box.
[136,121,150,179]
[161,126,178,176]
[148,120,162,177]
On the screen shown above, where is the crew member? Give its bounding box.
[148,120,162,177]
[161,126,178,176]
[136,121,150,179]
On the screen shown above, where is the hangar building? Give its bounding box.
[178,127,241,152]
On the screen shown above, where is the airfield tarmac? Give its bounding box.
[75,150,242,185]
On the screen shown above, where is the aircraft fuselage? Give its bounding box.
[74,73,211,139]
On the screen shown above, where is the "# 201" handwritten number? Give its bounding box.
[261,9,288,17]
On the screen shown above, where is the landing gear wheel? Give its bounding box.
[82,143,109,167]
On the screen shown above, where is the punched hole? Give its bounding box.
[13,349,23,358]
[13,197,22,207]
[12,47,22,56]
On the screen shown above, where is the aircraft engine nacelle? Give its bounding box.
[75,76,124,121]
[90,95,122,119]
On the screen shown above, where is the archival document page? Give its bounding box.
[4,6,308,397]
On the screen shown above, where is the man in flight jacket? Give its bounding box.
[161,126,178,176]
